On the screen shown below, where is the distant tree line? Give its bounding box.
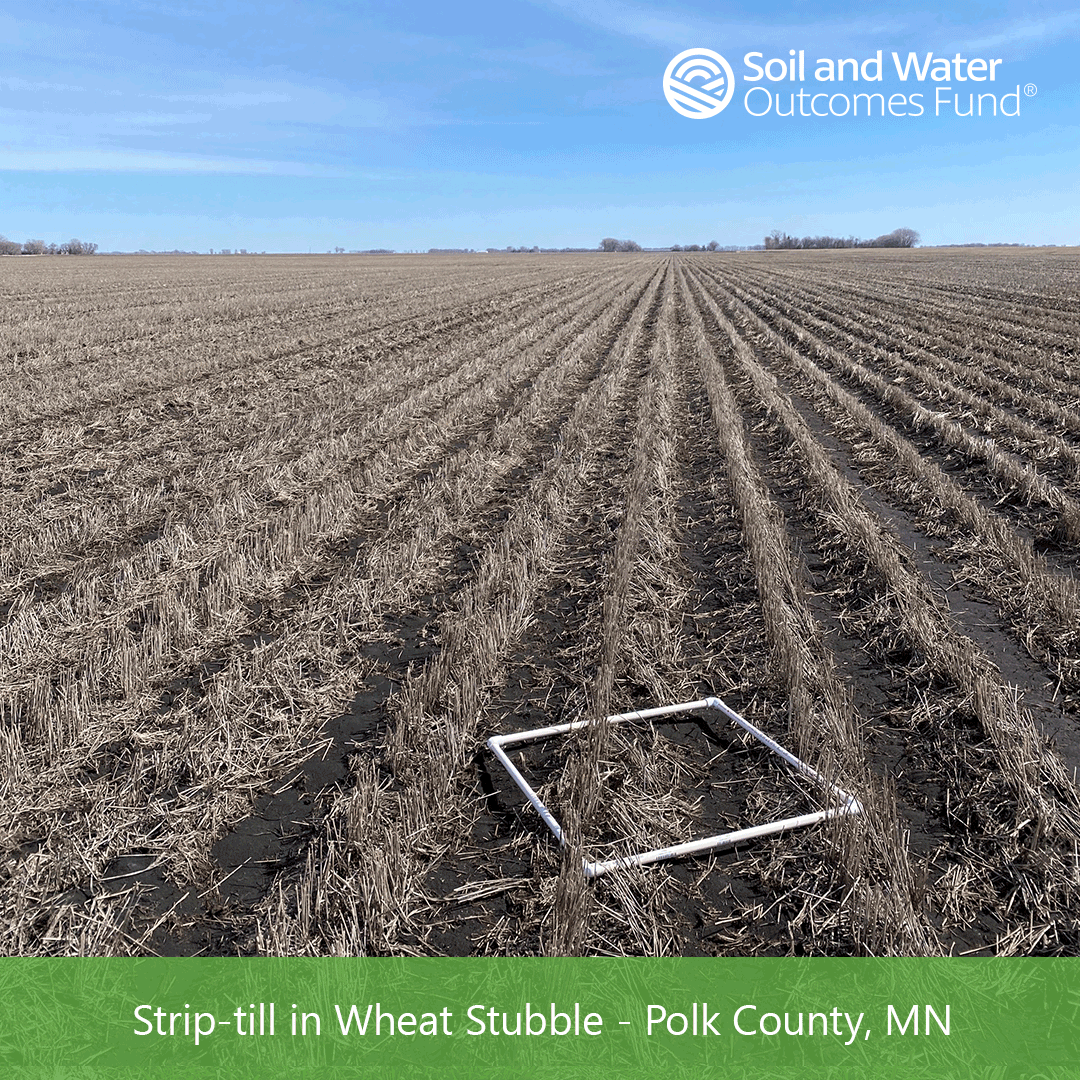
[0,236,98,255]
[602,239,762,253]
[764,227,919,250]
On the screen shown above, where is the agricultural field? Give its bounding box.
[3,248,1080,957]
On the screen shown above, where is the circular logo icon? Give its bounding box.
[663,48,735,118]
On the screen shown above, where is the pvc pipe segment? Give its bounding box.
[485,696,862,879]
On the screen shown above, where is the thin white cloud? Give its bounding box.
[543,0,696,49]
[152,79,409,130]
[108,112,213,126]
[962,11,1080,50]
[160,90,294,107]
[0,148,353,176]
[534,0,908,50]
[0,76,89,93]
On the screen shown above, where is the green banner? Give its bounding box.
[1,957,1078,1078]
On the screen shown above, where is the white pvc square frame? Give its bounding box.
[486,696,862,878]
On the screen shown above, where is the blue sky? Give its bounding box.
[0,0,1076,250]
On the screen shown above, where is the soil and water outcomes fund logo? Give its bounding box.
[663,48,736,118]
[663,46,1032,121]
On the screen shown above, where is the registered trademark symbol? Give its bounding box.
[1024,83,1037,96]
